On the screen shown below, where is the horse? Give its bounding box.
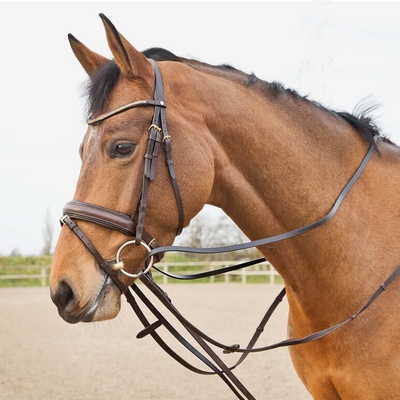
[50,14,400,399]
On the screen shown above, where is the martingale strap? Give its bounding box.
[129,278,256,400]
[123,261,400,400]
[134,263,400,355]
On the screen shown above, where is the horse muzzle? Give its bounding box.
[50,272,121,323]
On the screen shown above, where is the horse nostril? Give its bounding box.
[52,280,75,310]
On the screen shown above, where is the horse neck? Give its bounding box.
[191,73,400,314]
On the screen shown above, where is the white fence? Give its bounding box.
[0,266,49,286]
[0,261,280,286]
[153,261,280,285]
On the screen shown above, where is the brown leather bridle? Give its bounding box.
[60,59,400,399]
[63,59,183,278]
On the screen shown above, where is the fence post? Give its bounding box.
[163,264,168,285]
[41,266,47,287]
[209,264,215,283]
[270,266,275,285]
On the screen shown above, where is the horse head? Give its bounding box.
[50,14,215,323]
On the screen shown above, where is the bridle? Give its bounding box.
[60,59,400,399]
[63,59,183,278]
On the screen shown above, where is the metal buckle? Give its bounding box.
[148,124,162,132]
[112,240,154,278]
[60,215,69,226]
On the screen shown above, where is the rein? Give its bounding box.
[60,59,400,399]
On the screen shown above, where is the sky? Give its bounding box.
[1,1,400,255]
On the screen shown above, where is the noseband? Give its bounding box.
[59,60,400,399]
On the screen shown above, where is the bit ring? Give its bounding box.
[114,240,154,278]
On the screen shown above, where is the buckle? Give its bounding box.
[59,215,69,226]
[223,344,240,354]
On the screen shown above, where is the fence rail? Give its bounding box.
[0,266,50,286]
[0,261,280,286]
[154,261,280,284]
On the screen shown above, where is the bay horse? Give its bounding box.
[50,14,400,399]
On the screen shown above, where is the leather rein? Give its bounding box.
[60,59,400,399]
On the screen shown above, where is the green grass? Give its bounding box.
[0,255,52,267]
[0,256,52,287]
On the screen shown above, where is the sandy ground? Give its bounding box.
[0,284,312,400]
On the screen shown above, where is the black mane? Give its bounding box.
[85,47,389,146]
[85,60,120,119]
[337,110,383,146]
[85,48,181,118]
[266,80,388,146]
[142,47,181,62]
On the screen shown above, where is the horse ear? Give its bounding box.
[99,13,153,83]
[68,34,109,76]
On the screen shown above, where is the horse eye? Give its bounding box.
[109,142,136,158]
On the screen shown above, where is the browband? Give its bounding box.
[87,99,166,125]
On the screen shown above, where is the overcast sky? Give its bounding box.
[1,1,400,255]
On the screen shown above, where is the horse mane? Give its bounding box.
[265,81,388,147]
[85,47,390,147]
[85,60,120,119]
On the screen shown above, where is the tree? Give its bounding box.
[42,207,54,255]
[176,207,262,261]
[10,248,21,257]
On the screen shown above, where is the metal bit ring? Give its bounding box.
[114,240,154,278]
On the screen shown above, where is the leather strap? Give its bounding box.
[60,215,126,294]
[62,200,163,263]
[153,257,267,280]
[131,273,256,399]
[137,59,184,241]
[87,99,165,125]
[147,140,376,261]
[63,200,140,237]
[131,261,400,365]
